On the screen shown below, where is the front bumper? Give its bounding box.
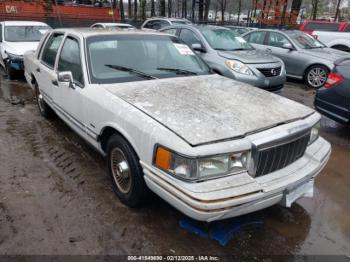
[142,137,331,222]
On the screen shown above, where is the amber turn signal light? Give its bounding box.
[154,146,171,170]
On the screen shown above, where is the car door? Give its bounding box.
[178,28,205,52]
[265,32,304,77]
[54,35,86,134]
[37,32,64,105]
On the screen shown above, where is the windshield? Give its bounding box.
[4,25,50,42]
[200,28,253,51]
[286,31,326,49]
[87,35,211,84]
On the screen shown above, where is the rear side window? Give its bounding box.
[179,29,202,46]
[41,33,64,68]
[304,22,340,31]
[58,37,84,85]
[245,31,266,45]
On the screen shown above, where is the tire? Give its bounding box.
[34,83,55,118]
[331,45,350,52]
[106,134,149,207]
[304,65,329,88]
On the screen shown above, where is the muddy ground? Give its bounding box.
[0,75,349,258]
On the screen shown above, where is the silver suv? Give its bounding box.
[161,25,286,92]
[141,17,191,31]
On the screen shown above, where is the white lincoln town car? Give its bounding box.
[24,28,331,222]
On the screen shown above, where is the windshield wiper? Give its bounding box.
[105,64,157,80]
[157,67,197,75]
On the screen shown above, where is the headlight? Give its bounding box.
[225,60,253,75]
[6,52,23,61]
[309,122,320,145]
[154,145,249,181]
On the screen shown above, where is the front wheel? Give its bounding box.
[106,134,149,207]
[304,65,329,88]
[35,83,55,118]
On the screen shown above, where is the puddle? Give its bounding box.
[0,77,34,104]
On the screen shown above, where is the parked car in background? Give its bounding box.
[243,29,350,88]
[311,31,350,52]
[91,23,135,29]
[141,17,191,31]
[224,25,256,35]
[161,25,286,92]
[314,58,350,125]
[0,21,51,79]
[24,28,330,222]
[299,20,350,34]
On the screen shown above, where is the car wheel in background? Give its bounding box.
[35,83,55,118]
[305,65,329,88]
[331,45,350,53]
[107,134,149,207]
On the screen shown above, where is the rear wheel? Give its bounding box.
[304,65,329,88]
[35,83,55,118]
[106,134,149,207]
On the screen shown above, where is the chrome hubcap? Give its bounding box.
[307,68,327,88]
[37,90,44,112]
[110,148,131,194]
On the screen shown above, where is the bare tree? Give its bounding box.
[168,0,172,17]
[140,0,146,20]
[204,0,211,22]
[191,0,195,21]
[128,0,132,19]
[159,0,166,16]
[118,0,125,21]
[151,0,155,16]
[334,0,342,21]
[218,0,227,23]
[133,0,137,20]
[198,0,204,22]
[311,0,319,20]
[290,0,302,23]
[237,0,241,25]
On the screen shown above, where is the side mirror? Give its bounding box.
[191,43,205,52]
[57,71,75,89]
[282,43,294,50]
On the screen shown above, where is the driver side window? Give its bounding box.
[267,32,290,48]
[179,29,202,47]
[58,36,84,86]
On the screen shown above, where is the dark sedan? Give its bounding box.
[314,58,350,125]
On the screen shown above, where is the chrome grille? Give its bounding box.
[255,132,310,177]
[257,67,282,77]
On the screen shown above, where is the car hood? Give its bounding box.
[104,75,314,146]
[2,41,40,56]
[217,49,280,64]
[300,47,350,61]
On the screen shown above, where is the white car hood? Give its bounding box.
[2,41,39,56]
[105,75,314,146]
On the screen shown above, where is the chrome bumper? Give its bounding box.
[142,137,331,222]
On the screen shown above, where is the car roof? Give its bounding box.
[162,24,228,30]
[146,17,190,22]
[51,27,169,38]
[2,20,49,26]
[94,23,133,27]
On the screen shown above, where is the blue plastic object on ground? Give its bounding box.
[179,214,264,246]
